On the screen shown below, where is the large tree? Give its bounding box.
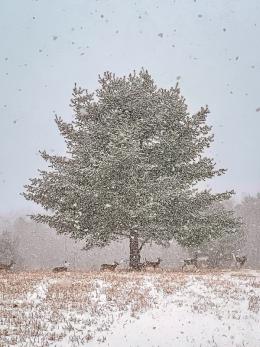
[23,70,240,269]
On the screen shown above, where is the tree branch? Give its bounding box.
[138,238,149,251]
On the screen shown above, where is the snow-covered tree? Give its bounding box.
[194,227,245,268]
[236,194,260,266]
[23,70,240,269]
[0,230,19,264]
[189,200,245,268]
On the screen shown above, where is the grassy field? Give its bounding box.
[0,269,260,347]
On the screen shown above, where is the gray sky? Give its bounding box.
[0,0,260,214]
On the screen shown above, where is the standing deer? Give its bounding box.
[182,254,198,271]
[232,254,247,269]
[0,260,15,271]
[52,261,69,273]
[143,258,161,270]
[100,261,119,271]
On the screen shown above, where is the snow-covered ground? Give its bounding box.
[0,269,260,346]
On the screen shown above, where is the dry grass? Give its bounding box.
[0,269,259,347]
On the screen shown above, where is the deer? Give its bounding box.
[142,258,161,270]
[52,261,69,273]
[100,261,119,271]
[232,253,247,269]
[0,260,15,271]
[182,254,198,271]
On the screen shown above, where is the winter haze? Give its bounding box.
[1,2,260,346]
[1,0,260,214]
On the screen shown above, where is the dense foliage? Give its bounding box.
[23,70,240,266]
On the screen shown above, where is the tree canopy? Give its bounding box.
[23,70,240,267]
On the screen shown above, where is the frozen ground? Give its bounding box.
[0,269,259,347]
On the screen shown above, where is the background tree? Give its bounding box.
[236,194,260,266]
[189,200,245,268]
[194,228,245,268]
[0,229,20,264]
[23,70,240,269]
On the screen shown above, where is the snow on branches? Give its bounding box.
[23,69,240,252]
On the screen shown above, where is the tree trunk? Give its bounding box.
[129,231,141,269]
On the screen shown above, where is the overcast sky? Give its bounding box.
[0,0,260,214]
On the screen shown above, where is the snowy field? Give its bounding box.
[0,269,260,347]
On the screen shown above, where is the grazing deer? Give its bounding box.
[232,254,247,269]
[143,258,161,270]
[100,261,119,271]
[0,260,15,271]
[182,254,198,271]
[52,261,69,273]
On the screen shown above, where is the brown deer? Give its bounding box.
[182,254,198,271]
[100,261,119,271]
[0,260,15,271]
[52,261,69,273]
[232,254,247,269]
[143,258,161,270]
